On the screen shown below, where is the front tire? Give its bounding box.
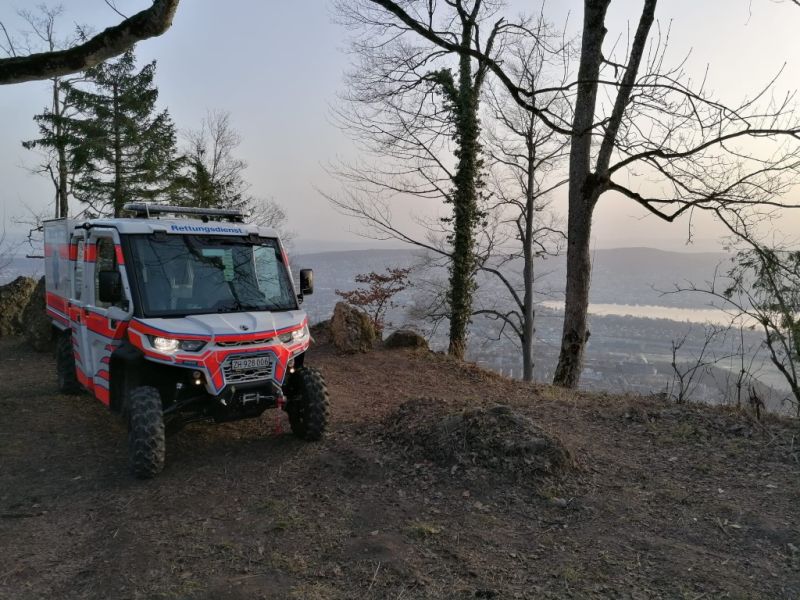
[286,367,329,441]
[56,333,81,395]
[127,386,166,479]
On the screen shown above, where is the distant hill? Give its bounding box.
[295,246,731,310]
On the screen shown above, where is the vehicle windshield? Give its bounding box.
[127,234,297,317]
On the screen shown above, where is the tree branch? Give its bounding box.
[0,0,179,85]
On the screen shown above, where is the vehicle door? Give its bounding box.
[84,229,133,405]
[66,229,91,390]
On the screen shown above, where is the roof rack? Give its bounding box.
[122,202,246,223]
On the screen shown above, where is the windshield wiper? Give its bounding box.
[215,302,242,313]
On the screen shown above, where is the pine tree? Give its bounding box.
[64,49,179,217]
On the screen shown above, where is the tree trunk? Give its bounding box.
[57,147,69,218]
[50,78,70,218]
[521,135,536,382]
[553,196,596,387]
[112,83,123,217]
[552,0,610,388]
[447,23,482,360]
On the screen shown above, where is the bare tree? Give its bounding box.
[330,5,572,380]
[0,0,179,85]
[11,5,88,219]
[0,222,16,279]
[179,110,250,211]
[475,20,570,381]
[678,212,800,415]
[365,0,800,389]
[667,323,735,404]
[177,110,291,237]
[333,0,508,360]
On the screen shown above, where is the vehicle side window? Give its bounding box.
[73,239,84,301]
[254,245,293,306]
[95,237,119,309]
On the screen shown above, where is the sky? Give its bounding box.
[1,0,799,253]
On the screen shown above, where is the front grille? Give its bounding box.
[217,336,275,348]
[222,353,276,384]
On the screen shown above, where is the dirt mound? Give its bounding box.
[386,399,573,478]
[384,329,428,350]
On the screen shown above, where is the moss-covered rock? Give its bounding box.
[330,302,375,353]
[0,276,37,337]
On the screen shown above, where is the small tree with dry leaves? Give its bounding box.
[335,267,412,336]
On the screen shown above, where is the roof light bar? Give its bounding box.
[122,202,246,223]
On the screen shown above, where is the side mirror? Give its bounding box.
[299,269,314,296]
[98,270,123,304]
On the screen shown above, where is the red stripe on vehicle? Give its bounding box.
[68,306,83,324]
[76,365,92,391]
[129,320,208,341]
[94,385,110,405]
[85,312,128,340]
[46,292,68,313]
[85,244,97,262]
[96,370,109,381]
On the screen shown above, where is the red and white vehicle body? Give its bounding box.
[44,204,316,428]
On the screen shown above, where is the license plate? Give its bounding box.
[230,356,273,371]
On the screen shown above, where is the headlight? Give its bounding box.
[152,336,179,353]
[149,337,206,353]
[178,339,206,352]
[293,324,310,342]
[280,324,309,345]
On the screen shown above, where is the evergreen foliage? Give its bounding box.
[63,49,180,217]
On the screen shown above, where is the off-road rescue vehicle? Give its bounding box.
[44,203,328,478]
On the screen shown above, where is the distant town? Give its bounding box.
[297,247,793,415]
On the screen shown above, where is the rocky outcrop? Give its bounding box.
[384,329,428,350]
[330,302,375,353]
[0,276,37,337]
[22,277,54,352]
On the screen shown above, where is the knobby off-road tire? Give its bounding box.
[287,367,329,441]
[56,333,81,395]
[127,386,166,479]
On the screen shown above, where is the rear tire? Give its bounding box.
[286,367,329,441]
[56,333,81,395]
[127,386,165,479]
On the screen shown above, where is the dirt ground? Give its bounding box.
[1,334,799,599]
